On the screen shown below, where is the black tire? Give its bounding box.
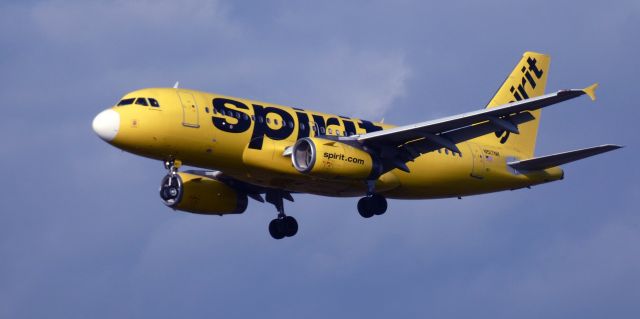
[269,219,285,240]
[357,197,374,218]
[370,194,388,215]
[283,216,298,237]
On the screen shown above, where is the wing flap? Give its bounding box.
[507,144,622,171]
[400,112,535,159]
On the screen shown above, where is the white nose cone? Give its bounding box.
[92,109,120,142]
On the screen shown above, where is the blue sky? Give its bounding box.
[1,0,638,318]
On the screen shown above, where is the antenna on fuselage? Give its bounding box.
[173,81,180,89]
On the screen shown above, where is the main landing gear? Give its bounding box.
[266,191,298,239]
[357,180,388,218]
[357,194,388,218]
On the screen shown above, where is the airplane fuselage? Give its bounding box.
[101,88,563,199]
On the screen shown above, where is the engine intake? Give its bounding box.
[291,137,379,179]
[160,172,247,215]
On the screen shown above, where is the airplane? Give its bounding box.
[92,52,622,239]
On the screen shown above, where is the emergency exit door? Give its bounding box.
[178,91,199,128]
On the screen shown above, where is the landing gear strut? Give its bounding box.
[357,180,388,218]
[266,191,298,239]
[163,159,181,175]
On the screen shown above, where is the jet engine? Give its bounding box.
[159,171,247,215]
[291,137,380,179]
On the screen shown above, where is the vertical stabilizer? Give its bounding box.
[475,52,550,157]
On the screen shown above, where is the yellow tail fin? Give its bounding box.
[475,52,550,157]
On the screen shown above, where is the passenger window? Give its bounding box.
[135,98,149,106]
[149,98,160,107]
[117,98,135,106]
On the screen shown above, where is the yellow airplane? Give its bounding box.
[93,52,621,239]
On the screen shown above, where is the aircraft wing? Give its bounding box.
[350,84,599,172]
[507,144,622,172]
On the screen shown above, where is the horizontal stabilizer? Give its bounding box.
[583,83,598,101]
[508,144,622,171]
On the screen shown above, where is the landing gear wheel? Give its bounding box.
[358,194,387,218]
[269,219,285,240]
[159,174,182,206]
[370,194,387,215]
[268,216,299,239]
[283,216,298,237]
[358,197,375,218]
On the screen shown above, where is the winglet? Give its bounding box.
[583,83,598,101]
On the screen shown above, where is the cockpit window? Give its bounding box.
[117,98,135,106]
[135,98,149,106]
[149,98,160,107]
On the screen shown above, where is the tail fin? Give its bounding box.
[475,52,550,157]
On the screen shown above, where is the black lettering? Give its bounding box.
[510,86,522,101]
[358,120,383,133]
[341,118,357,136]
[523,69,537,89]
[212,98,251,133]
[249,104,295,150]
[326,117,341,133]
[312,115,326,136]
[527,57,544,79]
[517,81,530,100]
[295,111,310,139]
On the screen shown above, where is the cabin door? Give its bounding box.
[178,91,200,128]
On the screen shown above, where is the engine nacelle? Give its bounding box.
[159,172,247,215]
[291,137,379,179]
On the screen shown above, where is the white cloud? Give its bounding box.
[207,44,412,120]
[305,46,410,119]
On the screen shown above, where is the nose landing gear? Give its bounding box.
[159,159,183,205]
